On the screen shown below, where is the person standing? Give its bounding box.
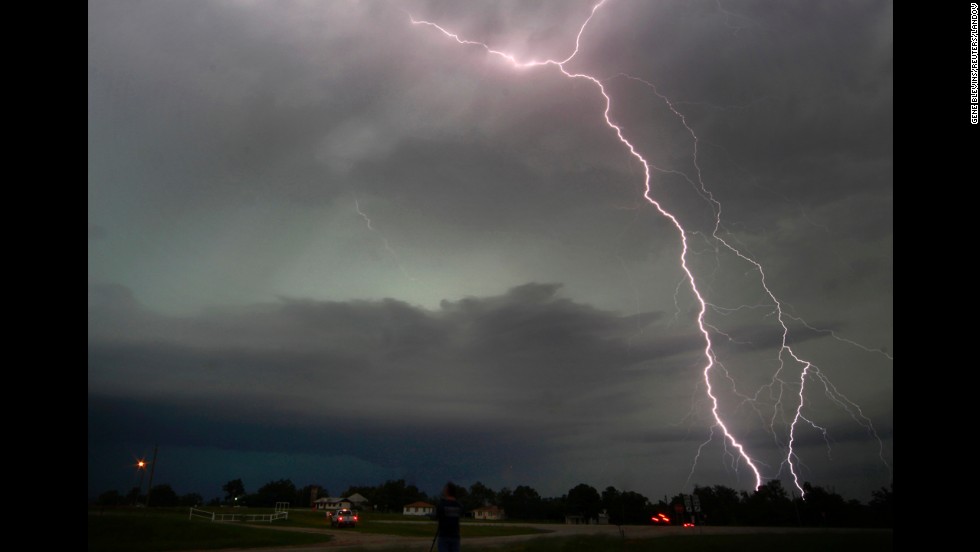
[434,482,463,552]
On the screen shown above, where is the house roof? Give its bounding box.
[347,493,370,503]
[404,501,435,509]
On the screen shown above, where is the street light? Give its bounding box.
[134,459,147,506]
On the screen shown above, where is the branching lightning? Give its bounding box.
[354,194,416,282]
[409,0,889,498]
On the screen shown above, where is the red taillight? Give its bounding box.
[354,516,358,521]
[683,522,694,527]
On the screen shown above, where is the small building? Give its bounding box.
[403,501,435,516]
[564,511,609,525]
[471,505,506,520]
[314,497,352,511]
[346,493,372,511]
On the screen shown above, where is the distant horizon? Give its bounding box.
[89,447,889,507]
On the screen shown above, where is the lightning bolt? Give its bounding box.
[409,0,889,499]
[354,193,416,282]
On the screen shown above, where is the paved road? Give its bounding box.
[203,522,888,551]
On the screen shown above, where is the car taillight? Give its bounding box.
[354,516,358,521]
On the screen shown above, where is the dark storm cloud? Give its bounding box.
[570,0,893,238]
[88,395,547,469]
[778,422,893,450]
[89,282,684,427]
[89,277,887,498]
[88,280,694,497]
[88,394,549,499]
[89,0,373,209]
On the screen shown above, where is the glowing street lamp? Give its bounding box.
[134,459,147,505]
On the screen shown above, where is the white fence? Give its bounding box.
[189,507,289,523]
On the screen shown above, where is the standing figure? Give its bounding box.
[434,481,463,552]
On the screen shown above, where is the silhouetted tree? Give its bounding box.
[253,479,297,507]
[601,486,620,519]
[148,484,179,507]
[462,481,497,510]
[602,486,652,525]
[97,490,124,506]
[223,478,245,503]
[126,486,143,505]
[499,485,545,520]
[567,483,602,521]
[542,495,567,522]
[795,482,851,527]
[843,498,869,526]
[741,480,795,526]
[179,492,203,507]
[691,484,741,525]
[868,483,893,527]
[372,479,426,512]
[667,493,690,525]
[297,484,325,508]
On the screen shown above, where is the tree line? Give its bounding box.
[94,478,893,528]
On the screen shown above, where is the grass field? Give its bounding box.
[88,507,893,552]
[88,509,333,552]
[88,507,547,551]
[450,532,893,552]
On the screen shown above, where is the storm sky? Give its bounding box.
[88,0,893,504]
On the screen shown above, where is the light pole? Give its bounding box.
[134,460,146,506]
[144,445,158,507]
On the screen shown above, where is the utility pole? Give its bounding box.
[134,460,146,506]
[144,444,159,507]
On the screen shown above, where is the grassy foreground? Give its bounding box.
[88,507,546,551]
[461,531,893,552]
[88,510,333,552]
[89,508,892,552]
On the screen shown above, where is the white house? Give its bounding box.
[403,501,435,516]
[313,497,352,511]
[346,493,371,511]
[564,510,610,525]
[472,505,506,520]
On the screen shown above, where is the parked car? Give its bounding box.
[330,508,358,528]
